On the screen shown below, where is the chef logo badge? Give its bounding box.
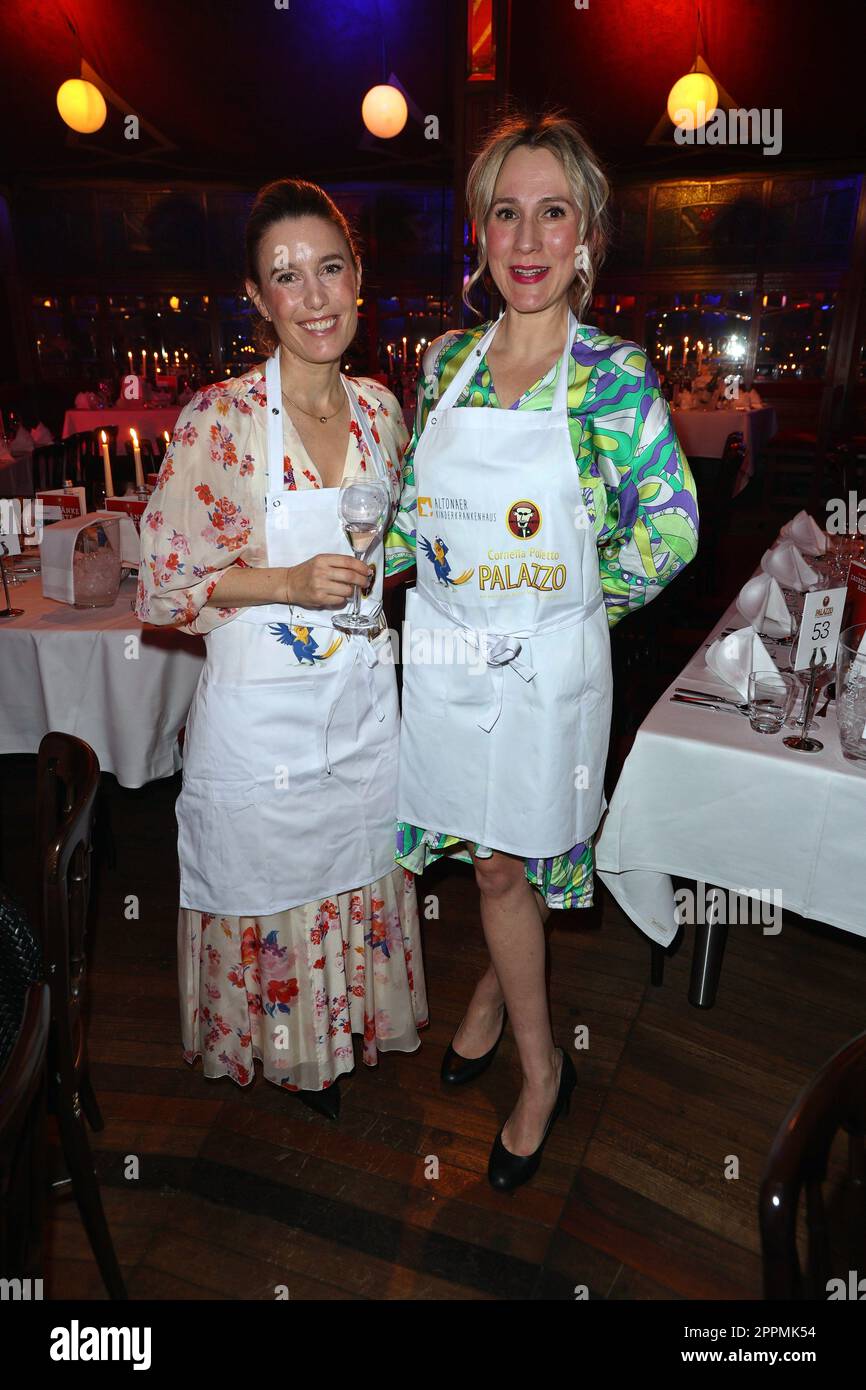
[507,500,542,539]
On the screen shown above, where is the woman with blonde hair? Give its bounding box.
[137,179,427,1118]
[394,112,698,1189]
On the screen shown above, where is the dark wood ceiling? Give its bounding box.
[0,0,863,188]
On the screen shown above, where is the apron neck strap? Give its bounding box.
[264,349,284,492]
[433,308,578,416]
[264,347,389,490]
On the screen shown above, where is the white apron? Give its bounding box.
[177,349,399,915]
[396,311,613,858]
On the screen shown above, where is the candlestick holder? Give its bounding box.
[0,548,24,619]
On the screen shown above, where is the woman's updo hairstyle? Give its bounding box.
[245,178,361,355]
[464,110,611,319]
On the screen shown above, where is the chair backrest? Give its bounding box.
[0,886,49,1278]
[0,981,50,1277]
[31,444,67,492]
[759,1030,866,1299]
[36,733,100,1107]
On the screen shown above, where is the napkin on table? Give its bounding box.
[705,626,778,701]
[760,540,819,591]
[736,572,794,636]
[778,509,828,554]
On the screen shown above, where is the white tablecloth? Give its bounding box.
[671,405,778,494]
[0,575,204,787]
[596,594,866,946]
[0,451,34,498]
[62,407,181,446]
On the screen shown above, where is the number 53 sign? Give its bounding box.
[792,586,848,670]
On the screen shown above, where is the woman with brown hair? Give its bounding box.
[396,113,698,1189]
[136,179,427,1117]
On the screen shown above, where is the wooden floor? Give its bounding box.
[2,491,864,1301]
[2,746,864,1302]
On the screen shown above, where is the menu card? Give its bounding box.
[843,559,866,629]
[103,498,145,566]
[105,496,147,530]
[36,486,87,522]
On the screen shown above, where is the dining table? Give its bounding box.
[61,406,182,447]
[0,570,204,788]
[671,404,778,495]
[596,567,866,1006]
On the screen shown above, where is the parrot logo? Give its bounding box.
[419,534,474,586]
[268,623,342,664]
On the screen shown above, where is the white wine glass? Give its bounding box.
[332,473,391,635]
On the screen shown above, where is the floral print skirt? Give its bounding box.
[396,823,596,910]
[178,866,428,1093]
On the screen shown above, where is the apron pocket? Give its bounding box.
[202,677,318,786]
[177,777,270,915]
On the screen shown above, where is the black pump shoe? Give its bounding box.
[294,1079,340,1121]
[487,1048,576,1193]
[441,1006,507,1086]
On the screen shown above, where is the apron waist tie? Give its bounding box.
[321,634,385,775]
[420,588,604,733]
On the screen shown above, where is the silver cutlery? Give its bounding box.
[669,694,745,716]
[675,686,749,710]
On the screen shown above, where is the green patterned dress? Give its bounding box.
[384,320,699,908]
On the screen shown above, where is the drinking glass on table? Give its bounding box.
[332,472,391,636]
[748,670,798,734]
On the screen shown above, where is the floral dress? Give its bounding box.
[135,364,428,1092]
[387,322,700,909]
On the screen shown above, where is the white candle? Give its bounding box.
[664,344,672,369]
[100,430,114,499]
[163,430,170,455]
[696,340,704,372]
[127,351,133,371]
[402,335,408,365]
[682,336,689,366]
[130,428,144,489]
[140,349,147,377]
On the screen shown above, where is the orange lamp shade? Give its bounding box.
[667,72,718,130]
[56,78,107,134]
[361,84,408,139]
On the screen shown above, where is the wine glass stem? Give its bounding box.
[351,583,361,616]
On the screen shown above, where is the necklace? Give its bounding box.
[281,387,346,424]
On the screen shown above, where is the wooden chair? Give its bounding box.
[759,1030,866,1299]
[31,444,68,492]
[36,732,127,1299]
[0,885,50,1282]
[680,432,745,606]
[761,429,821,515]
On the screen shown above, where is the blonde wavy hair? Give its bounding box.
[464,110,611,319]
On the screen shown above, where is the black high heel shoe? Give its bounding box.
[441,1005,507,1086]
[294,1078,340,1121]
[487,1048,576,1193]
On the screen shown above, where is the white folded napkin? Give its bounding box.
[760,540,818,591]
[705,625,778,700]
[778,509,828,554]
[736,572,794,636]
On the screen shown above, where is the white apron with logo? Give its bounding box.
[177,349,399,915]
[397,311,613,858]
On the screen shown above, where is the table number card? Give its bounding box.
[793,586,848,670]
